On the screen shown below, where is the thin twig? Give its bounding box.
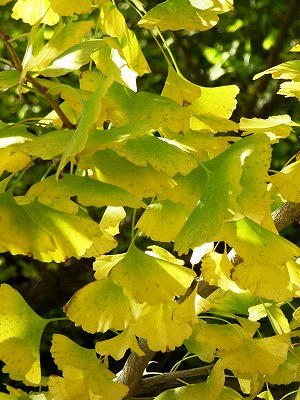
[0,28,75,129]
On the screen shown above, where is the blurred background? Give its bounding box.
[0,0,299,397]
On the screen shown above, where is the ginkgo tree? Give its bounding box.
[0,0,299,399]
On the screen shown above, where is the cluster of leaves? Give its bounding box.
[0,0,299,399]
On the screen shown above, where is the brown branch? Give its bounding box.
[272,201,300,232]
[117,339,156,399]
[243,0,298,118]
[0,28,75,129]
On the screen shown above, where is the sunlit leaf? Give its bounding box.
[50,334,128,399]
[64,277,141,333]
[270,160,300,202]
[267,346,300,385]
[139,0,234,32]
[12,0,59,25]
[254,60,300,81]
[0,71,21,91]
[51,0,92,16]
[109,243,195,305]
[96,327,144,360]
[240,115,294,141]
[0,284,47,384]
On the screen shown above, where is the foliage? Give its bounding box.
[0,1,299,399]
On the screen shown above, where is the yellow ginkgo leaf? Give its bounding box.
[154,361,225,400]
[267,346,300,385]
[93,253,126,280]
[109,243,195,305]
[219,334,290,378]
[133,301,193,352]
[201,251,242,292]
[96,327,144,360]
[114,135,197,176]
[50,334,128,399]
[138,0,234,32]
[64,277,141,333]
[278,81,300,100]
[137,200,191,242]
[0,192,99,262]
[221,217,300,301]
[254,60,300,81]
[239,115,294,141]
[21,174,144,213]
[175,134,272,254]
[86,149,175,199]
[270,160,300,203]
[12,0,59,25]
[51,0,92,16]
[0,149,32,175]
[0,284,47,384]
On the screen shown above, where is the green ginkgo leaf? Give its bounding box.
[21,174,144,213]
[0,71,21,91]
[86,149,175,198]
[175,133,272,254]
[0,192,99,262]
[270,160,300,203]
[50,334,128,399]
[64,277,141,333]
[25,21,94,72]
[109,243,195,305]
[57,74,114,175]
[139,0,234,32]
[96,326,144,360]
[114,135,197,176]
[0,284,48,384]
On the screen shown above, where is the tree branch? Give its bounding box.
[272,201,300,232]
[0,28,75,129]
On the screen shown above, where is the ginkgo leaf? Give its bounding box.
[0,149,32,175]
[267,346,300,385]
[96,326,144,360]
[154,361,225,399]
[41,40,107,77]
[64,277,141,333]
[79,71,190,132]
[114,135,197,176]
[86,149,175,198]
[239,115,294,141]
[219,334,290,378]
[270,160,300,202]
[254,60,300,81]
[51,0,92,16]
[137,200,191,242]
[99,206,126,236]
[92,39,139,91]
[184,321,216,362]
[93,253,126,280]
[21,174,144,213]
[0,284,47,384]
[145,245,185,266]
[139,0,234,32]
[221,217,300,301]
[12,0,59,25]
[190,113,238,133]
[99,2,150,76]
[161,66,239,122]
[278,81,300,100]
[175,134,272,254]
[133,300,193,352]
[16,129,72,160]
[0,71,21,91]
[164,130,236,162]
[26,21,94,73]
[0,192,99,262]
[50,334,128,399]
[109,243,195,305]
[201,251,242,292]
[57,74,114,175]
